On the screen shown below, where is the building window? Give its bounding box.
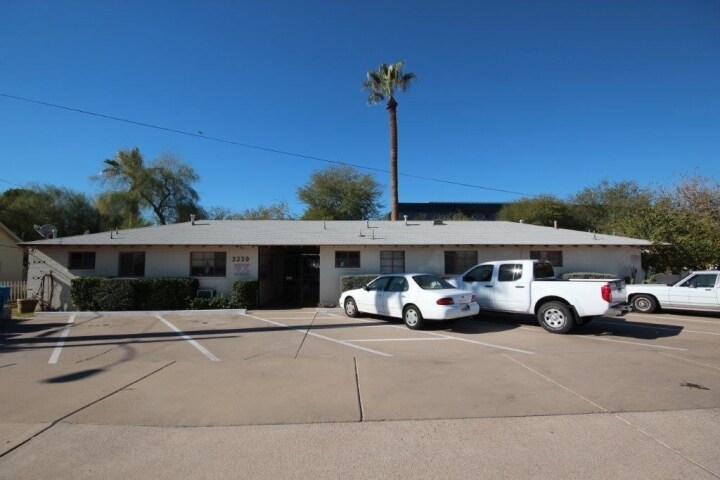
[191,252,227,277]
[69,252,96,270]
[530,250,563,267]
[335,251,360,268]
[380,251,405,273]
[119,252,145,277]
[444,250,478,275]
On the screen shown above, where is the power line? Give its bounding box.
[0,92,534,197]
[0,177,24,189]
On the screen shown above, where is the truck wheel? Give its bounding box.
[537,301,575,334]
[631,294,657,313]
[344,297,360,318]
[403,305,425,330]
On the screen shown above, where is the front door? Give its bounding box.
[258,246,319,308]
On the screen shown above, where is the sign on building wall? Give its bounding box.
[232,255,251,276]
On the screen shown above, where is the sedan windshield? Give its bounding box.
[412,274,455,290]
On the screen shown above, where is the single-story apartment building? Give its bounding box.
[21,219,653,311]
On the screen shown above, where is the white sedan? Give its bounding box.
[339,273,479,329]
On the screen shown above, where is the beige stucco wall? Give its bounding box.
[27,246,259,310]
[27,243,643,311]
[0,228,24,282]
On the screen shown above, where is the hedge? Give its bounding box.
[232,279,259,309]
[71,277,199,311]
[190,295,239,310]
[560,272,617,280]
[340,274,380,293]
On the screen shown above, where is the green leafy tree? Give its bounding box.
[362,61,416,221]
[570,180,653,236]
[297,165,383,220]
[0,185,102,239]
[496,195,586,230]
[640,175,720,272]
[203,201,295,220]
[95,148,200,226]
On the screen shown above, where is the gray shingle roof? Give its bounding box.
[20,220,653,247]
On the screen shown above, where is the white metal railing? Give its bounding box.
[2,281,28,302]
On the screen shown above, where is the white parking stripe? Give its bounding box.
[48,315,75,364]
[326,312,535,354]
[156,315,220,362]
[243,313,392,357]
[595,320,720,336]
[503,354,608,411]
[351,338,451,342]
[658,352,720,371]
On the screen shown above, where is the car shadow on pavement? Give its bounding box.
[0,321,76,342]
[464,312,684,340]
[0,321,394,353]
[578,317,683,340]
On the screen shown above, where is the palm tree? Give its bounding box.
[95,148,200,225]
[362,61,416,221]
[96,148,148,227]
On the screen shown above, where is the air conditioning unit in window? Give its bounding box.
[196,289,215,298]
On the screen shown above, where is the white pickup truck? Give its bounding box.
[626,271,720,314]
[449,260,628,333]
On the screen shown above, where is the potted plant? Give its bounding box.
[17,298,39,314]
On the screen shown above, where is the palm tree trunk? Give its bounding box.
[387,97,399,221]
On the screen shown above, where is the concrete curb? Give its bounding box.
[34,309,248,317]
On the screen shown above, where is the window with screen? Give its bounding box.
[69,252,96,270]
[380,251,405,273]
[190,252,227,277]
[118,252,145,277]
[444,250,478,275]
[335,251,360,268]
[530,250,563,267]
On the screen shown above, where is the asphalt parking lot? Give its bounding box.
[1,308,719,479]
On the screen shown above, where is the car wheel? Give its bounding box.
[537,301,575,334]
[344,297,360,318]
[631,294,658,314]
[403,305,425,330]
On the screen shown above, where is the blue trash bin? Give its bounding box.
[0,286,10,312]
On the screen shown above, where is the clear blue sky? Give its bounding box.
[2,0,719,217]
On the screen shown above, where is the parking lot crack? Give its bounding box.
[502,354,609,412]
[294,310,319,359]
[0,360,176,460]
[614,414,720,478]
[354,357,365,422]
[75,340,130,364]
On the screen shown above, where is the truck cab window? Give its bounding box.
[498,264,523,282]
[464,264,493,282]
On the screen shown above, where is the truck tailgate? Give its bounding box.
[609,280,627,305]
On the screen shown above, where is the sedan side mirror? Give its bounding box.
[363,285,370,291]
[463,275,473,282]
